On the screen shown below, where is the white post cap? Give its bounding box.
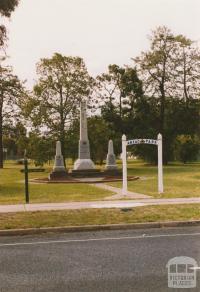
[122,134,127,141]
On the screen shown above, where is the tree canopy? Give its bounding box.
[0,64,25,167]
[0,0,19,17]
[0,0,19,47]
[23,53,93,159]
[4,25,200,166]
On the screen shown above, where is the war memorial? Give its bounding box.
[48,101,122,182]
[22,99,164,196]
[46,101,163,194]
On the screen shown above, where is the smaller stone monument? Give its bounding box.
[49,141,68,180]
[105,140,120,175]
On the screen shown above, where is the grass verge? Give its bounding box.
[1,160,200,204]
[0,162,112,204]
[109,161,200,198]
[1,204,200,230]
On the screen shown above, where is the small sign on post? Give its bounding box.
[24,150,29,204]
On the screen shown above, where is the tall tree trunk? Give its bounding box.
[61,136,66,167]
[183,49,189,105]
[159,54,167,136]
[0,112,3,168]
[159,89,168,164]
[159,83,165,135]
[119,93,122,118]
[60,120,66,168]
[159,61,167,164]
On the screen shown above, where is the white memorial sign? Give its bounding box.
[122,134,163,195]
[127,139,158,146]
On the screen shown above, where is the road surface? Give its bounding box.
[1,226,200,291]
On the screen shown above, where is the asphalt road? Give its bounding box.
[1,226,200,291]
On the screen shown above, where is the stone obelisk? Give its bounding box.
[104,140,121,176]
[74,102,95,170]
[49,141,68,180]
[105,140,118,171]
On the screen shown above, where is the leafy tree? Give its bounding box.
[24,53,93,161]
[88,116,114,164]
[172,35,200,103]
[27,132,54,166]
[0,0,19,17]
[0,1,22,167]
[96,65,143,138]
[133,26,200,163]
[134,26,178,135]
[175,135,200,163]
[96,65,143,116]
[3,122,27,159]
[0,64,25,168]
[131,96,200,164]
[128,96,160,163]
[65,119,79,162]
[95,64,126,139]
[120,67,144,116]
[0,0,19,47]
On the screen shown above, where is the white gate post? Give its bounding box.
[157,133,164,193]
[122,134,127,195]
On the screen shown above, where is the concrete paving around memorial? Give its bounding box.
[1,226,200,291]
[91,183,151,199]
[1,197,200,213]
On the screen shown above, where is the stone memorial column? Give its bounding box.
[74,102,95,170]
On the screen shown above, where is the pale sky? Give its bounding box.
[2,0,200,88]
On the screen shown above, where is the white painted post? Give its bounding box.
[157,133,164,193]
[122,134,127,195]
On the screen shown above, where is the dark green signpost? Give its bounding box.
[24,150,29,204]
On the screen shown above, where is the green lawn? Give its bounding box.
[109,160,200,198]
[0,160,200,204]
[0,161,112,204]
[1,204,200,230]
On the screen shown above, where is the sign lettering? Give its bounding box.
[127,139,158,146]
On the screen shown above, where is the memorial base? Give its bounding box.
[49,171,68,181]
[71,169,101,178]
[74,158,95,170]
[103,169,122,177]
